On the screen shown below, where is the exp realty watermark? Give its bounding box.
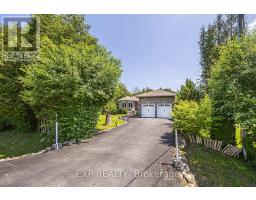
[77,169,179,179]
[1,16,40,61]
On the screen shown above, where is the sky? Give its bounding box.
[1,14,255,92]
[86,15,216,92]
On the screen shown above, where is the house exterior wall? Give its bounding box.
[138,96,175,117]
[118,100,137,111]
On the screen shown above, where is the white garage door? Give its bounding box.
[157,104,171,119]
[141,104,155,118]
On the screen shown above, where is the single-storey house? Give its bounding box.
[117,96,139,112]
[118,89,176,119]
[137,89,176,119]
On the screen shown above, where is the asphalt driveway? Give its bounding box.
[0,118,181,186]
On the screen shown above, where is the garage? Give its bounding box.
[141,104,155,118]
[157,104,171,119]
[137,89,176,119]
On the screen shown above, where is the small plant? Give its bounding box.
[122,108,128,115]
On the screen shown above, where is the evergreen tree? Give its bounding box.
[215,14,228,45]
[199,24,219,89]
[199,14,245,91]
[225,14,238,39]
[176,79,202,102]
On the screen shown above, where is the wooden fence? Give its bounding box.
[188,135,241,158]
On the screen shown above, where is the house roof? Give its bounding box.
[118,96,139,101]
[136,89,176,98]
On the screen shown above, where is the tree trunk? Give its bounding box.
[105,114,111,125]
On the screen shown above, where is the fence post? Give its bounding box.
[241,128,247,161]
[55,114,59,149]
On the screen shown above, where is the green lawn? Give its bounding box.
[0,114,125,159]
[96,114,126,132]
[0,130,51,159]
[185,144,256,186]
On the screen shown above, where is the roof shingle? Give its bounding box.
[118,96,139,101]
[136,89,176,97]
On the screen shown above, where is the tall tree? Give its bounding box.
[115,82,130,99]
[215,14,228,45]
[27,14,96,46]
[209,35,256,154]
[21,35,121,140]
[0,24,37,131]
[199,24,219,89]
[176,79,202,102]
[0,15,122,137]
[131,87,140,95]
[226,14,238,39]
[199,14,247,91]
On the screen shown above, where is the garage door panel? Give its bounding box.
[141,104,155,118]
[157,104,171,119]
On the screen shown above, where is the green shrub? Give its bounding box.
[235,125,242,149]
[123,108,128,114]
[57,105,99,142]
[173,95,212,137]
[210,114,235,145]
[20,36,121,141]
[0,116,14,131]
[245,130,256,162]
[103,101,118,114]
[118,108,128,115]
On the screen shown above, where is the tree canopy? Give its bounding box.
[0,15,122,141]
[199,14,239,90]
[208,34,256,156]
[176,79,202,102]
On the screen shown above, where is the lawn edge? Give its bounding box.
[94,121,127,136]
[0,121,128,163]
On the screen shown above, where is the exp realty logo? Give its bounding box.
[2,16,40,61]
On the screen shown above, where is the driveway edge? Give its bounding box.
[0,121,128,163]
